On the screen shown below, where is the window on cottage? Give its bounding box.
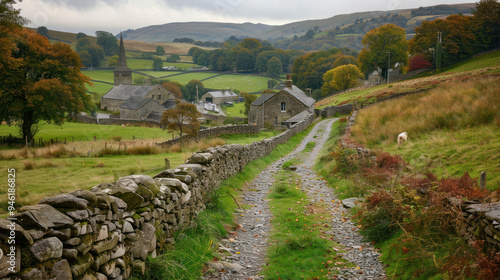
[158,94,161,100]
[151,95,154,99]
[274,117,278,125]
[280,102,286,112]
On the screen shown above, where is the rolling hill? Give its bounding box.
[121,22,275,43]
[119,3,475,43]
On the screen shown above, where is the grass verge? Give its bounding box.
[262,170,347,279]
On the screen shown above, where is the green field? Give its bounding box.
[0,121,168,142]
[0,153,184,215]
[134,70,184,78]
[222,102,246,117]
[166,72,218,84]
[86,81,114,98]
[82,69,115,83]
[203,75,275,93]
[126,58,196,70]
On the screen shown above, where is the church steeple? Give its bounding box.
[113,34,132,85]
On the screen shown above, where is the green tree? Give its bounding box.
[234,49,255,72]
[185,80,205,102]
[0,28,93,143]
[76,32,87,40]
[76,37,92,52]
[152,57,164,71]
[243,93,258,115]
[85,45,105,67]
[161,100,201,149]
[167,54,181,62]
[358,24,408,79]
[96,30,118,56]
[156,46,166,56]
[78,51,92,67]
[321,64,363,95]
[107,55,119,67]
[239,38,261,50]
[196,53,207,66]
[266,57,283,78]
[473,0,500,50]
[36,26,49,37]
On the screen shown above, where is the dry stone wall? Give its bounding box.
[0,114,315,280]
[158,124,260,148]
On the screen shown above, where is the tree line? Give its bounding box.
[188,38,306,78]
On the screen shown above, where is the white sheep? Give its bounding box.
[397,132,408,147]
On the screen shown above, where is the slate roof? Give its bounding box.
[147,112,163,122]
[205,90,237,98]
[103,85,157,100]
[283,110,311,124]
[282,85,315,107]
[120,96,155,110]
[162,98,177,110]
[251,94,274,106]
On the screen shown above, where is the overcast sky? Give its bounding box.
[17,0,475,35]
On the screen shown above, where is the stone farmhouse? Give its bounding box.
[201,89,239,105]
[100,35,177,120]
[248,75,315,129]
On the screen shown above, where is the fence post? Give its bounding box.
[165,158,170,170]
[480,171,487,189]
[94,136,96,141]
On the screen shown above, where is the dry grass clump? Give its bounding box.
[22,160,36,170]
[351,77,500,145]
[43,144,81,158]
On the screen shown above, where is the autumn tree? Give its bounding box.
[161,82,183,99]
[161,100,201,148]
[358,24,408,79]
[409,15,476,66]
[0,28,93,143]
[321,64,363,95]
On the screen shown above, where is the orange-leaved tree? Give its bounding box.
[0,24,93,143]
[161,100,201,148]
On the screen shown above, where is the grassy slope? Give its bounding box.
[317,50,500,109]
[222,102,246,118]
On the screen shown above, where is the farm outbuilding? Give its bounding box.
[201,89,239,105]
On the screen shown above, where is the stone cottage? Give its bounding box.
[201,89,239,105]
[248,75,315,129]
[100,35,177,119]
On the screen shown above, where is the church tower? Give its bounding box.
[113,34,132,86]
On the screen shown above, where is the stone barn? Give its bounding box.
[248,75,315,129]
[201,89,238,105]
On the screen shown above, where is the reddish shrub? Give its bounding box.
[374,152,405,171]
[409,54,432,71]
[401,172,437,191]
[365,190,393,209]
[437,172,489,201]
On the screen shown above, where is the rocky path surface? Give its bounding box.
[203,119,386,280]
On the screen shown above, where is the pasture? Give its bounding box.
[203,75,275,93]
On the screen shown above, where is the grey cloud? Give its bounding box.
[39,0,116,10]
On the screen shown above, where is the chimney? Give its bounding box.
[306,88,312,97]
[285,74,293,89]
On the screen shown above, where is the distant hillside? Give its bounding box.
[27,28,211,55]
[258,3,475,40]
[119,3,474,44]
[121,22,275,43]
